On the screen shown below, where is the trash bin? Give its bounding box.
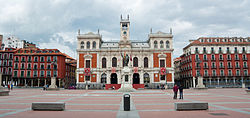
[124,94,130,111]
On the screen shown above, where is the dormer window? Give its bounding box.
[81,41,84,49]
[154,41,158,48]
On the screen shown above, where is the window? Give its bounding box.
[101,73,107,83]
[28,56,32,62]
[41,64,45,69]
[212,62,216,68]
[220,70,224,76]
[235,62,240,68]
[195,47,199,53]
[228,70,232,76]
[219,47,222,53]
[40,57,44,62]
[34,64,38,69]
[34,57,38,62]
[234,47,237,53]
[9,54,13,59]
[102,58,106,68]
[154,41,158,48]
[47,65,51,69]
[243,55,247,60]
[243,62,247,68]
[87,41,90,49]
[27,71,31,77]
[144,57,148,68]
[47,56,51,62]
[14,71,18,77]
[21,71,24,77]
[203,47,206,53]
[211,47,214,53]
[53,56,57,62]
[85,60,90,68]
[160,75,165,80]
[242,47,246,52]
[244,70,248,76]
[212,70,216,76]
[8,61,12,66]
[21,63,25,69]
[28,63,31,69]
[211,55,215,60]
[166,41,169,48]
[235,54,239,60]
[204,62,208,68]
[15,57,19,61]
[21,57,25,62]
[204,70,208,76]
[195,54,199,60]
[14,63,18,69]
[203,55,207,60]
[40,71,44,77]
[53,71,57,77]
[220,62,224,68]
[219,55,223,60]
[160,60,165,67]
[160,40,164,48]
[47,71,51,77]
[112,57,117,67]
[227,62,232,68]
[53,64,57,70]
[236,70,240,76]
[80,41,84,49]
[227,54,231,60]
[93,41,96,49]
[227,47,230,53]
[133,57,138,67]
[33,71,37,77]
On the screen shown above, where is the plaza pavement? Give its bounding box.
[0,88,249,118]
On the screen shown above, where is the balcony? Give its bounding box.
[227,58,231,61]
[243,58,248,61]
[211,58,216,61]
[243,66,248,68]
[219,58,224,61]
[203,66,209,69]
[14,60,19,62]
[47,75,51,77]
[195,66,201,69]
[203,58,208,61]
[21,60,26,62]
[227,66,233,69]
[211,66,217,69]
[235,58,239,61]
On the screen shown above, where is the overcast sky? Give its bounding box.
[0,0,249,59]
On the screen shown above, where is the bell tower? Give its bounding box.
[119,15,131,48]
[120,14,130,41]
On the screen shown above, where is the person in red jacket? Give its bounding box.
[173,84,179,99]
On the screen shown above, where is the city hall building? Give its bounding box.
[76,16,174,89]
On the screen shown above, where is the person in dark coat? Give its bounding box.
[173,84,179,99]
[179,85,184,99]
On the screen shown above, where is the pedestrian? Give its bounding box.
[43,85,46,90]
[173,84,179,99]
[11,84,13,90]
[8,84,10,90]
[179,85,184,99]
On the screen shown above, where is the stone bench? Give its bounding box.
[246,90,250,94]
[175,102,208,111]
[32,102,65,111]
[46,88,60,91]
[0,91,10,96]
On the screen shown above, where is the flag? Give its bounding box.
[130,54,132,61]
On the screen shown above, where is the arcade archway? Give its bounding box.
[111,73,117,84]
[133,73,140,84]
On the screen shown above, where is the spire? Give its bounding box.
[127,14,129,20]
[121,14,122,20]
[98,29,100,34]
[150,28,152,33]
[170,28,172,34]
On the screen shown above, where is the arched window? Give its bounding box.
[102,57,106,68]
[112,57,117,67]
[144,57,148,68]
[133,57,138,67]
[101,73,107,83]
[160,40,164,48]
[87,41,90,49]
[144,73,150,83]
[80,41,84,49]
[154,41,158,48]
[93,41,96,49]
[166,41,169,48]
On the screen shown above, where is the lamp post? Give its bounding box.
[49,60,58,89]
[196,58,205,88]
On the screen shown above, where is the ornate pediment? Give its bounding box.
[158,53,167,58]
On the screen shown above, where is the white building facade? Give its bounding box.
[76,16,174,89]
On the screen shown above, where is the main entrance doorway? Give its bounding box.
[133,73,140,84]
[111,73,118,84]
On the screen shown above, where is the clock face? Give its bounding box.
[123,31,127,35]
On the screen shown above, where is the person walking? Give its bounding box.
[173,84,179,99]
[179,85,184,99]
[11,84,13,90]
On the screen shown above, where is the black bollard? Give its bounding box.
[124,94,130,111]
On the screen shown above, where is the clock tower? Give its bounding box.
[119,14,131,48]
